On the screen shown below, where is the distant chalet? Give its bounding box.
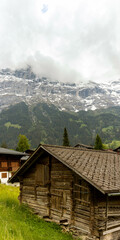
[9,144,120,240]
[0,147,27,184]
[113,146,120,153]
[74,143,94,149]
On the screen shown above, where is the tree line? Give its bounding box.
[63,127,103,150]
[0,128,109,152]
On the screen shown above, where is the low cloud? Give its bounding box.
[26,52,82,83]
[0,0,120,83]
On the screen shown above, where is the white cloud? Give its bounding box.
[0,0,120,82]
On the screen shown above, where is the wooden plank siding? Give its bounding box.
[20,153,93,234]
[18,150,120,239]
[50,157,73,222]
[73,176,91,233]
[9,145,120,239]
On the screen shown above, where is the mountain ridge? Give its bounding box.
[0,67,120,112]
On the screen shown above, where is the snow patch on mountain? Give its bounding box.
[0,67,120,112]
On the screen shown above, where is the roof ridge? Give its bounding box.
[42,144,117,155]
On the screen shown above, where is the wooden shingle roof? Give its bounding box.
[9,144,120,194]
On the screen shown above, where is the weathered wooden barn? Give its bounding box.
[9,144,120,240]
[0,147,27,184]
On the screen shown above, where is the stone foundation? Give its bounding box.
[69,227,120,240]
[100,228,120,240]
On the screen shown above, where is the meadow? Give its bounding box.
[0,184,79,240]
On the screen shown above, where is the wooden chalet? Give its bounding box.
[0,147,27,184]
[113,147,120,154]
[9,144,120,240]
[74,143,94,149]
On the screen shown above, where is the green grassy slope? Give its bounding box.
[0,184,77,240]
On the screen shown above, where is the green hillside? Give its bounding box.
[0,184,75,240]
[1,102,120,149]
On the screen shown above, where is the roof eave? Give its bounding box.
[8,144,42,183]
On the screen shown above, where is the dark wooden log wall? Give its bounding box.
[72,175,92,235]
[50,156,73,222]
[92,189,120,237]
[21,156,50,217]
[20,153,120,237]
[20,153,93,235]
[19,152,120,239]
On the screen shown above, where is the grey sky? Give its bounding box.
[0,0,120,83]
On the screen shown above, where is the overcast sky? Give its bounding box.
[0,0,120,83]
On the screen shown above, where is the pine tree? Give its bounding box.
[63,127,70,146]
[94,134,103,150]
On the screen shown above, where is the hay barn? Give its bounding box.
[9,144,120,240]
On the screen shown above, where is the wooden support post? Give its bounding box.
[90,187,95,235]
[70,174,75,224]
[19,176,23,204]
[48,155,52,218]
[105,194,108,231]
[35,185,37,201]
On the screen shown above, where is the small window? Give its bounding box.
[11,162,19,167]
[1,162,7,167]
[74,180,90,206]
[12,166,19,172]
[1,173,7,178]
[36,164,49,186]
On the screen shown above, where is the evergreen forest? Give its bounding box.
[0,102,120,149]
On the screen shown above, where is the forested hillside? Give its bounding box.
[0,102,120,149]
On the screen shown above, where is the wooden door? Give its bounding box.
[50,189,67,220]
[35,164,50,216]
[73,180,91,232]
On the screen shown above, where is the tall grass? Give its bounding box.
[0,184,80,240]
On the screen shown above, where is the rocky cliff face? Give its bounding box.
[0,67,119,112]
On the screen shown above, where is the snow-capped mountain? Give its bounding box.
[0,67,120,112]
